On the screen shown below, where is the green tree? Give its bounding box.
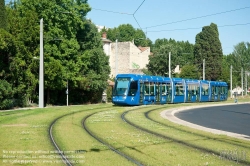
[0,80,14,109]
[0,0,7,30]
[227,42,250,88]
[0,29,16,80]
[179,65,200,79]
[3,0,110,106]
[105,24,152,47]
[152,38,194,68]
[6,6,40,105]
[194,23,223,81]
[232,42,250,71]
[147,43,180,76]
[219,56,230,82]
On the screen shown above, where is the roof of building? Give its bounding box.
[102,38,112,43]
[138,46,149,52]
[108,80,114,86]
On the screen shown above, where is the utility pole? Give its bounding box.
[66,79,68,106]
[39,18,44,108]
[169,52,171,78]
[115,39,118,76]
[203,59,205,80]
[241,68,243,96]
[230,65,232,98]
[245,71,247,96]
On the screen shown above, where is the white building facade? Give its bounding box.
[102,33,150,77]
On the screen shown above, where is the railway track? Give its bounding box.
[82,111,144,166]
[48,106,110,166]
[121,108,250,166]
[145,109,250,150]
[49,113,75,166]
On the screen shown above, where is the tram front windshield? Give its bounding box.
[113,77,130,96]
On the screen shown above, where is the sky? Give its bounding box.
[4,0,250,55]
[86,0,250,55]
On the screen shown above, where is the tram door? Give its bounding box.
[166,83,172,103]
[139,82,144,105]
[215,86,219,101]
[187,84,199,102]
[160,83,166,104]
[187,84,192,102]
[196,86,200,102]
[211,86,215,101]
[155,83,160,104]
[218,86,221,101]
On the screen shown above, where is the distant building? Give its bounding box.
[231,86,244,95]
[101,33,150,77]
[96,25,107,32]
[174,65,181,74]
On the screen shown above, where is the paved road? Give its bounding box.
[175,103,250,136]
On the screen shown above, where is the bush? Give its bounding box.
[1,99,14,110]
[0,80,14,110]
[106,85,113,102]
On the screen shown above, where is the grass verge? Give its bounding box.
[0,104,108,166]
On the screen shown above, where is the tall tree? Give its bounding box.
[232,42,250,71]
[147,43,181,76]
[0,0,7,30]
[3,0,110,105]
[194,23,223,81]
[152,38,194,67]
[179,64,200,79]
[6,6,40,105]
[105,24,152,47]
[0,29,16,80]
[228,42,250,87]
[10,0,92,104]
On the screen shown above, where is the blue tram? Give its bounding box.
[112,74,228,106]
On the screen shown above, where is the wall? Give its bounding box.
[106,41,150,77]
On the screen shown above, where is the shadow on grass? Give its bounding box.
[90,148,101,152]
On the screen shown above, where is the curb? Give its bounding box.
[160,102,250,141]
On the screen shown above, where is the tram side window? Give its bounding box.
[188,85,197,95]
[218,86,222,94]
[162,84,167,95]
[175,83,184,96]
[194,85,198,95]
[167,83,171,95]
[140,83,144,94]
[128,81,138,96]
[150,82,155,96]
[222,87,227,94]
[144,82,150,95]
[196,86,199,95]
[202,84,209,95]
[215,86,218,95]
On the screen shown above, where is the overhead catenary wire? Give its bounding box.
[89,4,250,31]
[132,0,146,30]
[92,8,133,15]
[144,6,250,29]
[147,22,250,33]
[92,0,146,30]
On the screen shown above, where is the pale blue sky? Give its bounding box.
[5,0,250,55]
[87,0,250,55]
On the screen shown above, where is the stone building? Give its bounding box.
[101,33,150,78]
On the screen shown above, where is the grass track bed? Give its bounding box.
[1,100,249,166]
[124,104,250,165]
[0,104,109,166]
[85,107,171,165]
[52,106,136,166]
